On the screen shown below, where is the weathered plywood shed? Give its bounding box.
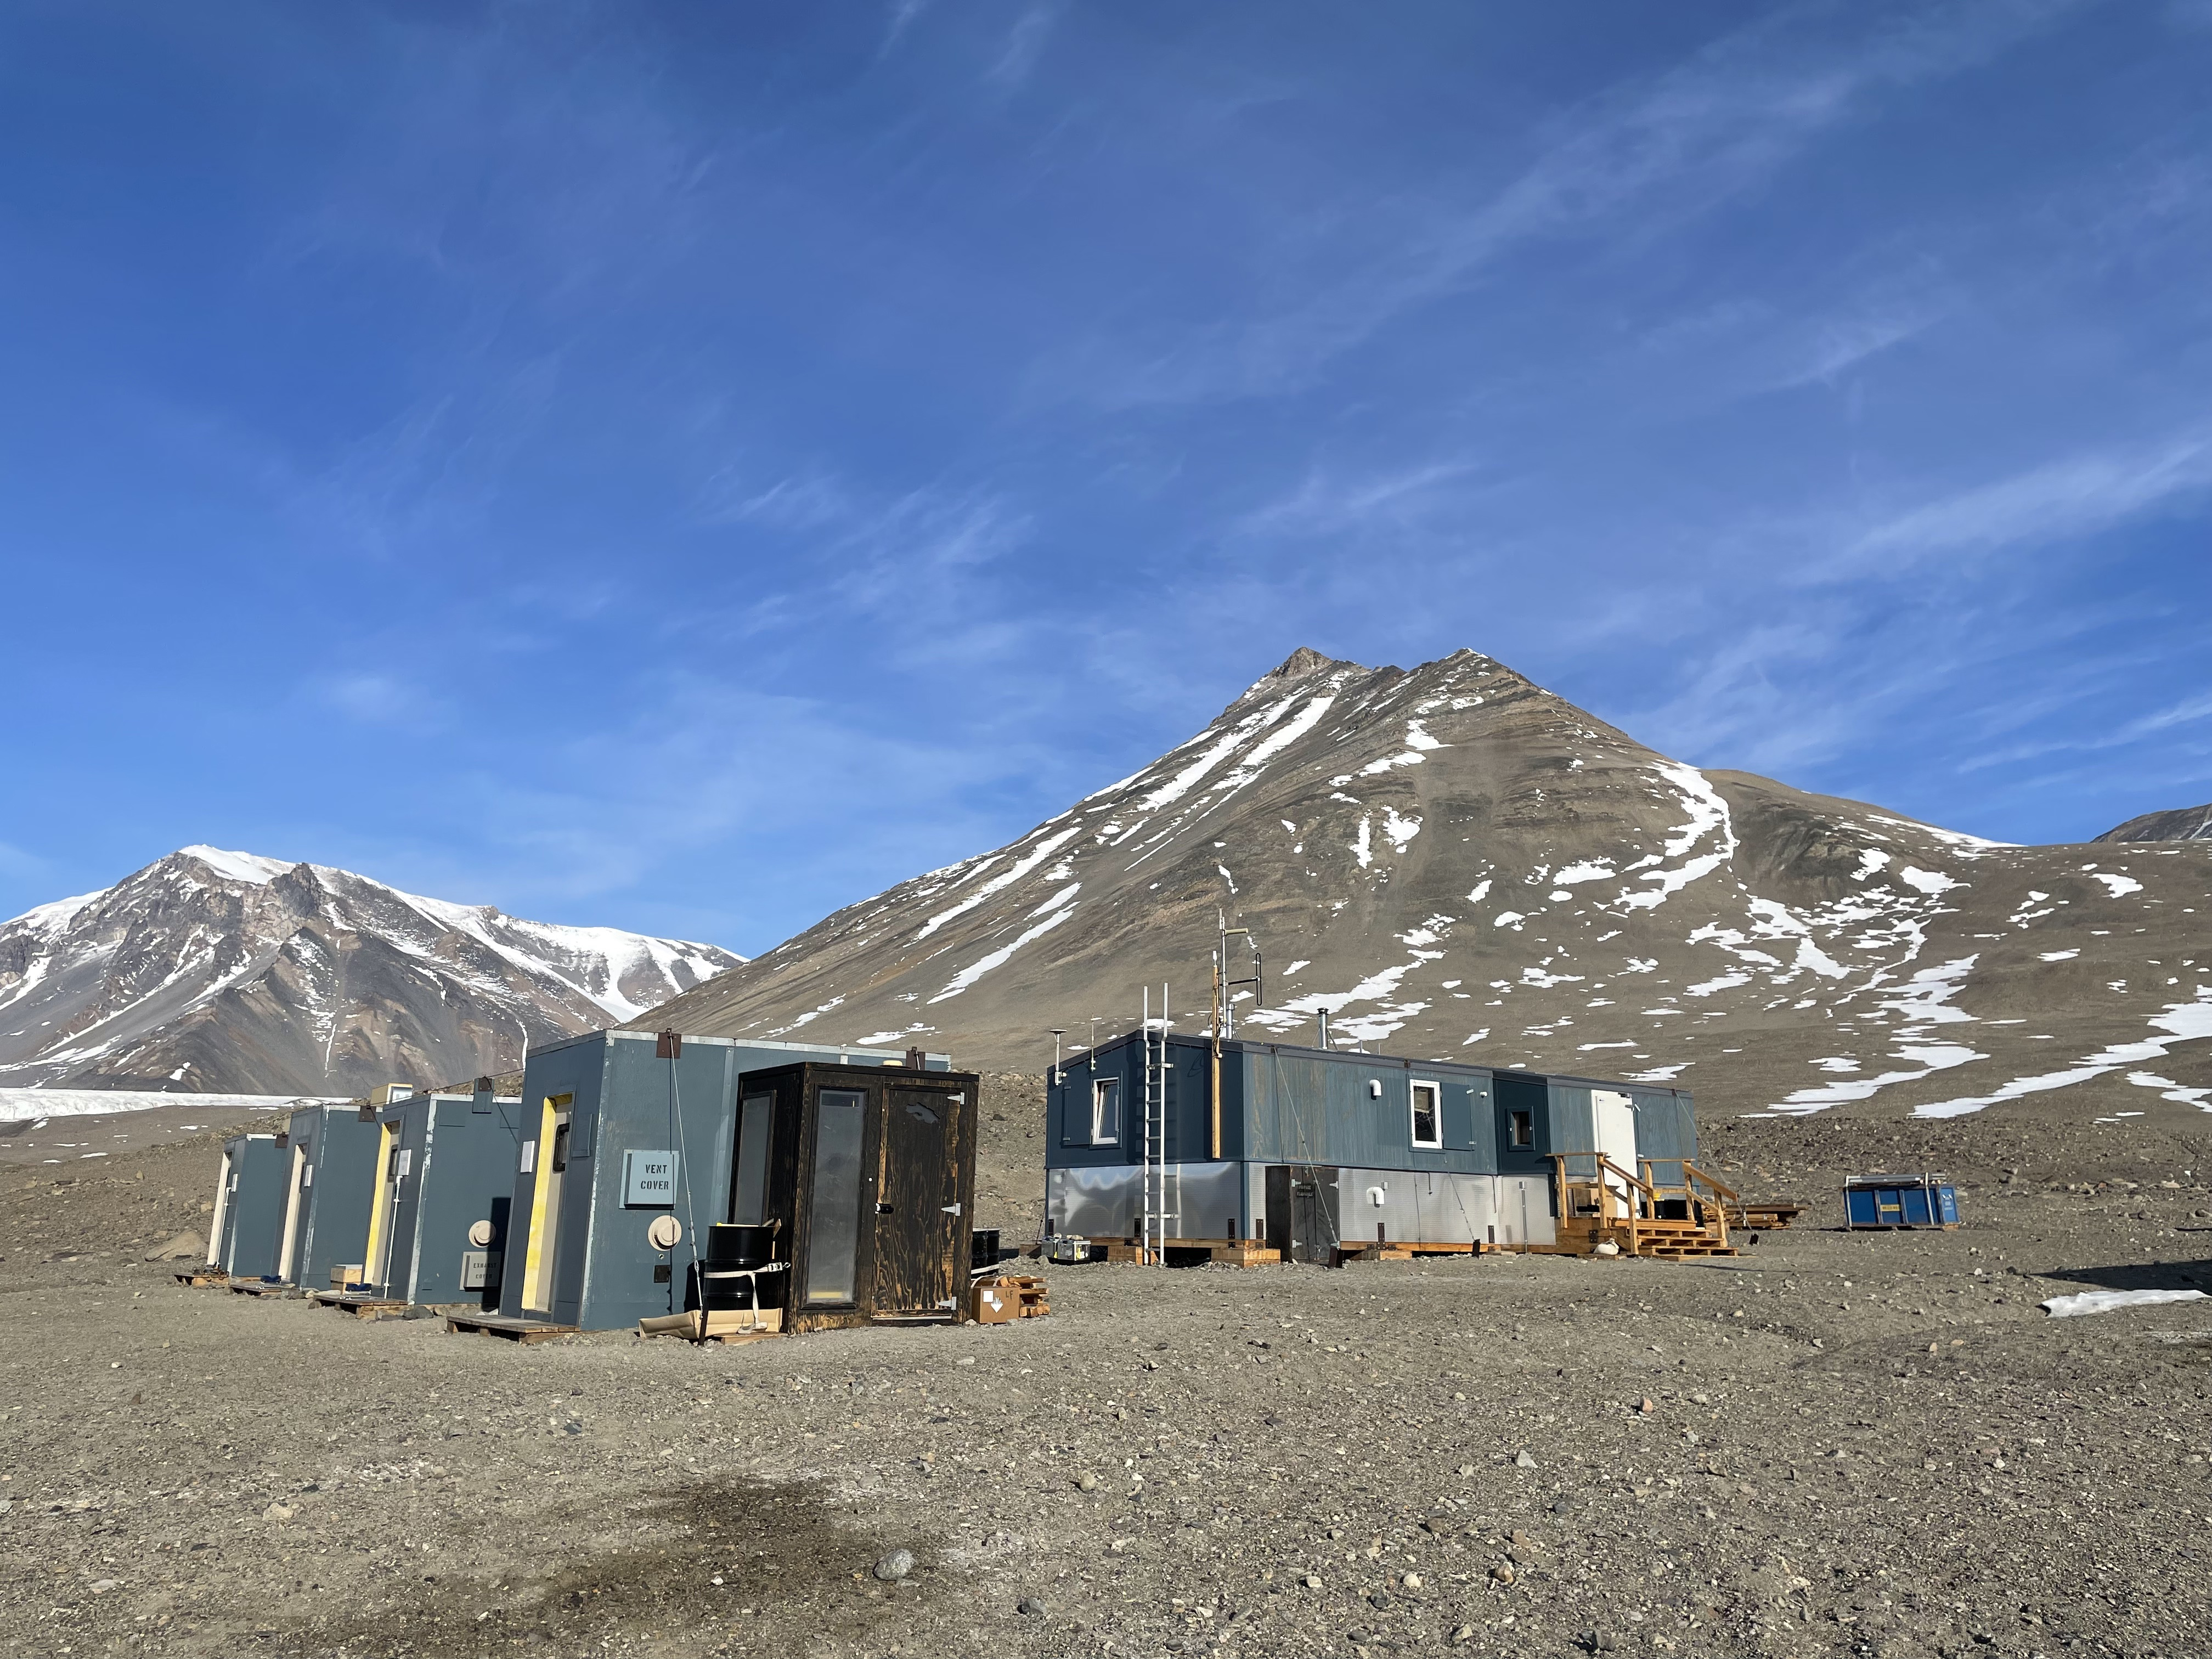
[498,1031,950,1333]
[732,1061,979,1333]
[365,1086,527,1307]
[1044,1031,1716,1259]
[273,1102,383,1291]
[209,1132,287,1279]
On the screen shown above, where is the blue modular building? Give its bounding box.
[366,1086,529,1307]
[210,1132,288,1279]
[273,1101,385,1292]
[1043,1030,1701,1256]
[498,1030,950,1332]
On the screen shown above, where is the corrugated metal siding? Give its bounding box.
[1629,1091,1696,1186]
[1240,1045,1498,1172]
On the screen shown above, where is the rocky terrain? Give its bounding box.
[3,1082,2210,1659]
[639,648,2211,1128]
[2097,804,2212,845]
[0,848,742,1096]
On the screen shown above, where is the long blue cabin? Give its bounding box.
[1043,1031,1697,1251]
[498,1030,950,1332]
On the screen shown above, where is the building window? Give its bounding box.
[1410,1080,1442,1149]
[1091,1077,1121,1145]
[1509,1109,1533,1149]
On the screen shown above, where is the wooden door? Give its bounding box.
[872,1087,960,1318]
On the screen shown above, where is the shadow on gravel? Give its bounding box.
[275,1477,939,1658]
[2038,1259,2212,1293]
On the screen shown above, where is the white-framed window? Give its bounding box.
[1410,1080,1442,1149]
[1090,1076,1122,1145]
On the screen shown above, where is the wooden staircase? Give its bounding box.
[1546,1154,1738,1260]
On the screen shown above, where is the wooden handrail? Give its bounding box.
[1683,1162,1740,1203]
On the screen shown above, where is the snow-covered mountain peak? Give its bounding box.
[0,849,744,1093]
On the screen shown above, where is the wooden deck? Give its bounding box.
[443,1311,579,1345]
[306,1290,413,1320]
[226,1279,296,1297]
[172,1269,227,1288]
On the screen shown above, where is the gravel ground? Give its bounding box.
[4,1089,2211,1659]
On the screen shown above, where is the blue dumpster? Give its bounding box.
[1844,1174,1960,1230]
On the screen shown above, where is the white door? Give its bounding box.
[1592,1090,1639,1209]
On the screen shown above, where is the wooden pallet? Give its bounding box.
[637,1307,785,1345]
[227,1279,296,1297]
[172,1269,227,1288]
[974,1274,1051,1322]
[1731,1202,1804,1230]
[1335,1239,1494,1265]
[1090,1237,1284,1267]
[306,1290,412,1320]
[443,1311,579,1345]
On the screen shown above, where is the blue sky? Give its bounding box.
[2,1,2207,953]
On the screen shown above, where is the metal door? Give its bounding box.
[872,1087,960,1318]
[1592,1090,1638,1208]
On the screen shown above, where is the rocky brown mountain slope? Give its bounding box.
[2098,802,2212,843]
[0,847,741,1095]
[642,647,2211,1120]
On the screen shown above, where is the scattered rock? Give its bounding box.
[1017,1595,1046,1618]
[1401,1571,1424,1590]
[1514,1449,1538,1469]
[1491,1563,1516,1585]
[1075,1471,1099,1492]
[1450,1625,1475,1645]
[142,1231,205,1262]
[871,1549,913,1582]
[261,1502,296,1522]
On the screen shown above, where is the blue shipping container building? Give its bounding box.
[273,1101,385,1293]
[1045,1030,1707,1256]
[499,1030,950,1332]
[210,1132,288,1279]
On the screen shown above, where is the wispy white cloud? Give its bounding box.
[317,672,448,730]
[1057,0,2079,408]
[988,5,1059,89]
[1841,430,2212,569]
[1234,460,1481,539]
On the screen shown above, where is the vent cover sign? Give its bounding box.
[623,1149,678,1208]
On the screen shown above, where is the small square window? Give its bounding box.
[1509,1109,1533,1149]
[1091,1077,1122,1145]
[1410,1080,1442,1149]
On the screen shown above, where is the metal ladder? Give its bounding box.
[1141,986,1179,1263]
